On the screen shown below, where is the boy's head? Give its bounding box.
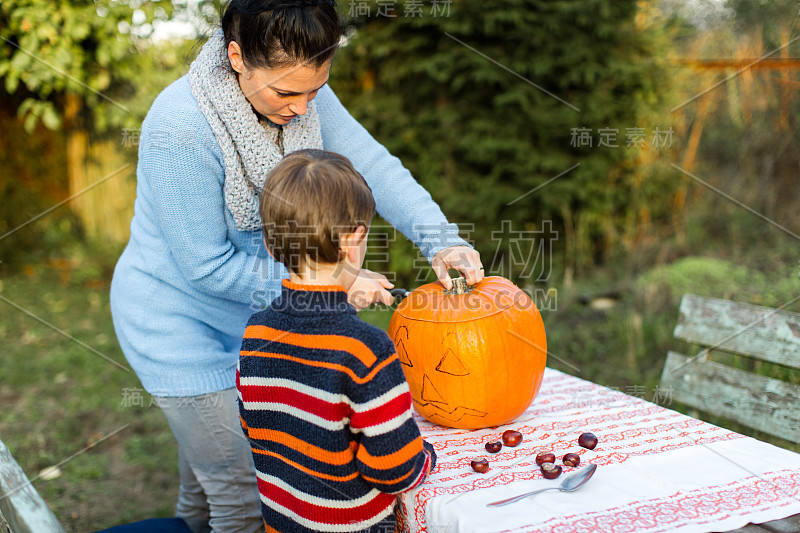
[260,149,375,276]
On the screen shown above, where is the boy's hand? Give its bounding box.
[422,439,437,472]
[348,269,395,310]
[431,245,484,290]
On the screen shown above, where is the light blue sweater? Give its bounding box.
[110,75,468,397]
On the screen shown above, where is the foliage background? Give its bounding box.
[333,0,674,281]
[1,0,799,530]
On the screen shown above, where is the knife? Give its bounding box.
[389,288,411,299]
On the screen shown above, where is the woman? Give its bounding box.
[110,1,482,531]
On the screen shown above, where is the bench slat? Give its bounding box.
[660,351,800,443]
[732,526,780,533]
[759,514,800,533]
[0,439,65,533]
[674,294,800,369]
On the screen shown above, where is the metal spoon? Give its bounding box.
[486,464,598,507]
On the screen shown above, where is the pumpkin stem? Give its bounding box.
[451,276,469,294]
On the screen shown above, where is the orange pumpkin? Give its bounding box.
[388,276,547,429]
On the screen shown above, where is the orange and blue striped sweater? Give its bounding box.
[237,279,434,532]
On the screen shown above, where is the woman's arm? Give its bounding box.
[315,85,472,264]
[136,89,282,305]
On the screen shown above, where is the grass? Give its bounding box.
[1,205,799,530]
[0,263,178,532]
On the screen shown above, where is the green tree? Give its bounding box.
[332,0,672,282]
[0,0,174,132]
[0,1,191,253]
[727,0,799,46]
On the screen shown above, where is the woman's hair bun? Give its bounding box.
[222,0,341,70]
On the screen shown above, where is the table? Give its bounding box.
[399,368,800,533]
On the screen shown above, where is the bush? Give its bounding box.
[637,256,800,309]
[0,180,46,272]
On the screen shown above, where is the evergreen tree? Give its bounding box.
[331,0,671,281]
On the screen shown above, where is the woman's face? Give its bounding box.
[228,41,331,125]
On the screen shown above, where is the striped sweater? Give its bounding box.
[237,279,433,532]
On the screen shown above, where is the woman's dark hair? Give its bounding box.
[221,0,341,70]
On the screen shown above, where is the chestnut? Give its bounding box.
[540,462,562,479]
[535,451,556,466]
[485,441,502,454]
[502,430,523,447]
[578,432,598,450]
[562,453,581,467]
[471,457,490,473]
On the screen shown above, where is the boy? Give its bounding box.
[237,149,436,533]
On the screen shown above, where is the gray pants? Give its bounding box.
[157,388,263,533]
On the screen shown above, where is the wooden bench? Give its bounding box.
[659,293,800,444]
[0,438,65,533]
[659,293,800,533]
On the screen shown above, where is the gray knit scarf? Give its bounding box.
[189,29,323,231]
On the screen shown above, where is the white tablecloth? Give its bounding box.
[399,368,800,533]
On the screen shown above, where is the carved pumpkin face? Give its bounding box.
[388,276,547,429]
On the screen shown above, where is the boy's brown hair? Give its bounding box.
[260,149,375,275]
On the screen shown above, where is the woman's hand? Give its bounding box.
[431,246,484,290]
[348,269,395,310]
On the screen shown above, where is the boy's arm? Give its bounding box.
[349,344,434,494]
[235,365,250,439]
